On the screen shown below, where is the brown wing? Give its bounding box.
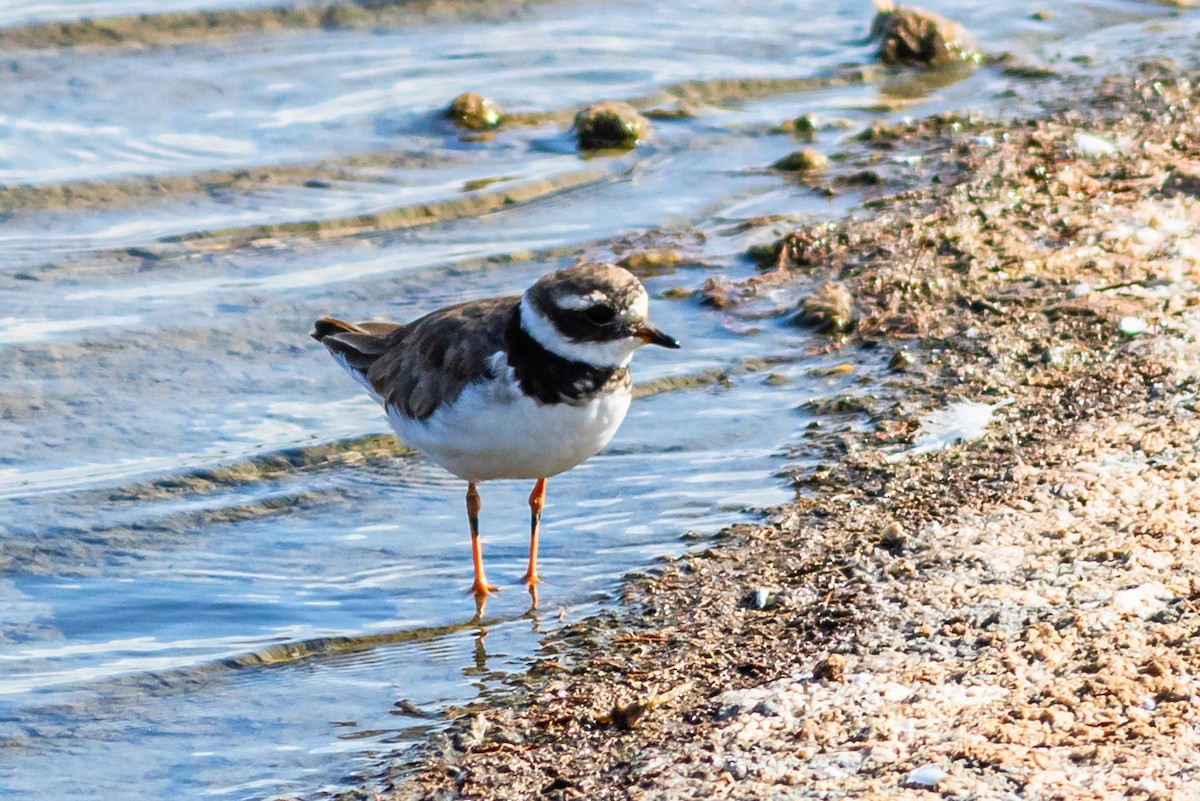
[367,296,517,421]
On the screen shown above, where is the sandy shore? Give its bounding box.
[346,60,1200,801]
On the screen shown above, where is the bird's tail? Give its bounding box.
[311,316,402,400]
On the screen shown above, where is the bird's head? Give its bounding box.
[520,263,680,368]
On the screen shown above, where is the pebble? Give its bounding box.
[1137,777,1161,793]
[1118,316,1148,336]
[879,521,906,549]
[1109,582,1173,617]
[905,764,947,787]
[1073,131,1118,157]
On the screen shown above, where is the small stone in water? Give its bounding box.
[792,114,818,136]
[773,148,829,172]
[796,281,855,333]
[905,764,947,787]
[888,349,913,371]
[1069,282,1091,298]
[869,2,979,66]
[448,92,502,130]
[1119,316,1148,336]
[573,101,650,150]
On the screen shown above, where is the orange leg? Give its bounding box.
[467,482,498,615]
[520,478,547,600]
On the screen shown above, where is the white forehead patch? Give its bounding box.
[553,291,608,310]
[628,289,648,319]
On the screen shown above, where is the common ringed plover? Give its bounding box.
[311,263,679,615]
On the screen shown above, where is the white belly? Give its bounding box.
[385,368,631,482]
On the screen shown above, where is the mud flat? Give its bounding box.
[337,59,1200,801]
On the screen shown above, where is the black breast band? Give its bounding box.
[504,308,627,404]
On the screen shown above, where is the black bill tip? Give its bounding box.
[636,324,680,349]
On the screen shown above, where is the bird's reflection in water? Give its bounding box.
[463,605,544,686]
[472,628,488,677]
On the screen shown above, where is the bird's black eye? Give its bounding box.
[583,304,617,325]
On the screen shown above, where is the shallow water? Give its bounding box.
[0,1,1197,798]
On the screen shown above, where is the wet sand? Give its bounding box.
[358,61,1200,800]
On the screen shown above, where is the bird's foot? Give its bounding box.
[470,580,499,619]
[470,580,500,599]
